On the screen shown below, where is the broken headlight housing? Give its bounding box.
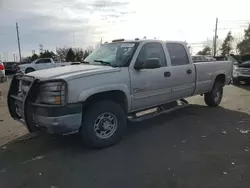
[37,81,67,105]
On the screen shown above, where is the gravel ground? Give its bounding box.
[0,82,250,188]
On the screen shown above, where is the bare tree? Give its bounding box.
[220,31,234,56]
[56,47,69,61]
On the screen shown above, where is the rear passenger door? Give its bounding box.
[166,43,195,100]
[130,42,172,111]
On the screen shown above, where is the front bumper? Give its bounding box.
[32,104,82,134]
[16,68,25,74]
[8,74,82,135]
[233,73,250,81]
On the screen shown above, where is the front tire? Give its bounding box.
[25,102,40,133]
[245,80,250,85]
[204,82,223,107]
[232,78,241,85]
[26,122,39,133]
[80,100,127,149]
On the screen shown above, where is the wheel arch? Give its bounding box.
[210,73,226,90]
[78,85,131,113]
[25,67,35,73]
[214,74,226,85]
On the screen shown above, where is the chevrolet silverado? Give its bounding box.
[8,39,233,148]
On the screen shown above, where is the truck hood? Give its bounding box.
[239,61,250,68]
[26,64,121,80]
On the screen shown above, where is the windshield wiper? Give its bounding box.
[81,61,90,64]
[94,60,111,66]
[71,61,89,65]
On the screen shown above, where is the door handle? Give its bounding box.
[164,71,171,77]
[187,69,192,74]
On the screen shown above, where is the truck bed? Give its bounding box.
[193,61,232,95]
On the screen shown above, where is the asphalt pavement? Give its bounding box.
[0,85,250,188]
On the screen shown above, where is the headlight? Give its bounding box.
[233,65,239,70]
[38,81,66,105]
[233,66,240,72]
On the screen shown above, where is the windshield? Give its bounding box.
[84,42,139,67]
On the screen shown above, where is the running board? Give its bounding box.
[128,100,190,122]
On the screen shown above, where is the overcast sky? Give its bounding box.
[0,0,250,61]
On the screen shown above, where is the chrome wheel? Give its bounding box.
[94,112,117,139]
[214,89,221,102]
[205,82,223,107]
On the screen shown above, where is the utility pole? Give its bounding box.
[13,53,16,62]
[213,18,218,57]
[16,22,22,62]
[39,44,44,53]
[4,52,8,61]
[100,37,103,45]
[212,37,215,56]
[73,32,76,47]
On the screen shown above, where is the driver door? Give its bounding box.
[129,42,172,111]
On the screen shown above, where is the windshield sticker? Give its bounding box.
[121,43,135,48]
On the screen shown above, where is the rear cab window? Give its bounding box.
[166,43,190,66]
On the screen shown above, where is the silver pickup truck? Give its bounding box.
[229,55,250,85]
[8,39,232,148]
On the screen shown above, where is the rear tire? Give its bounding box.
[80,100,127,149]
[204,82,223,107]
[25,68,35,74]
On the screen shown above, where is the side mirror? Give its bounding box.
[134,58,161,70]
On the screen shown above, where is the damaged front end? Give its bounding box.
[8,74,82,134]
[8,74,39,132]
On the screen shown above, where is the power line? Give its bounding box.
[73,32,76,47]
[217,26,248,30]
[216,20,250,31]
[219,20,250,23]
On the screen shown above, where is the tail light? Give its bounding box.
[0,63,5,70]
